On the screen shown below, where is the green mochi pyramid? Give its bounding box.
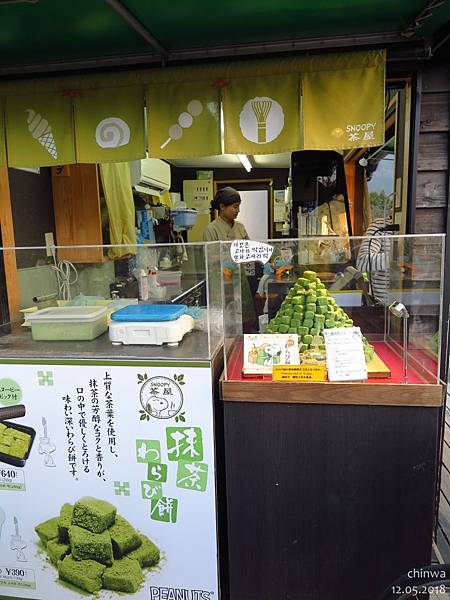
[265,270,374,362]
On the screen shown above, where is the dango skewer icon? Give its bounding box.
[160,99,203,149]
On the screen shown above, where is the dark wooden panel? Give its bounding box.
[414,207,446,234]
[420,93,450,132]
[224,402,440,600]
[418,133,449,171]
[422,65,450,93]
[416,171,448,208]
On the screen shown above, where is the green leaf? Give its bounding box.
[137,374,144,382]
[179,381,185,385]
[179,415,186,422]
[140,414,147,421]
[175,416,179,423]
[173,374,178,381]
[143,373,148,380]
[178,374,185,382]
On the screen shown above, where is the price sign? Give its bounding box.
[0,468,25,491]
[323,327,368,381]
[272,365,326,382]
[0,566,36,590]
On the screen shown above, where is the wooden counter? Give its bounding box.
[220,367,444,600]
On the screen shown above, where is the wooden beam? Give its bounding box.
[0,167,19,321]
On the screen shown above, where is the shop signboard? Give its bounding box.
[0,360,218,599]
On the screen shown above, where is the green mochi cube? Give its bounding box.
[303,334,313,345]
[127,534,160,568]
[47,539,70,565]
[102,557,144,594]
[290,319,300,328]
[304,311,314,321]
[69,525,113,566]
[109,515,141,558]
[58,503,73,543]
[288,327,297,334]
[325,319,336,328]
[280,315,291,325]
[72,497,116,534]
[297,326,309,336]
[35,517,60,545]
[296,277,308,287]
[303,270,317,281]
[317,296,328,305]
[58,555,105,594]
[306,303,316,312]
[303,319,314,329]
[299,343,308,353]
[314,314,325,323]
[292,296,303,305]
[278,324,289,333]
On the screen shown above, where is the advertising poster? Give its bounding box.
[0,361,218,599]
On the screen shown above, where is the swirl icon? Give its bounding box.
[95,117,130,148]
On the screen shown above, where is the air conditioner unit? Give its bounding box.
[134,158,171,196]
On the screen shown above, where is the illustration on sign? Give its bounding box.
[38,417,56,467]
[160,99,204,149]
[230,239,274,264]
[95,117,131,148]
[138,374,185,422]
[26,109,58,160]
[240,96,284,144]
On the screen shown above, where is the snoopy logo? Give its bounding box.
[139,376,184,420]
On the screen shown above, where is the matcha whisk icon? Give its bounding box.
[251,99,272,143]
[39,417,56,467]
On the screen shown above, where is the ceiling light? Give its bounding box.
[237,154,252,172]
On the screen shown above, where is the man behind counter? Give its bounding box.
[203,186,249,241]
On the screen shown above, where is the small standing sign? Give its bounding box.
[323,327,368,381]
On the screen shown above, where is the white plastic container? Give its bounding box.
[27,306,109,341]
[156,270,182,286]
[109,314,194,346]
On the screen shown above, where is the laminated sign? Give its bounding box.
[5,93,76,167]
[74,87,146,163]
[147,81,221,159]
[302,60,385,150]
[223,74,300,154]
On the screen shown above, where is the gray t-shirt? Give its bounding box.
[203,216,249,242]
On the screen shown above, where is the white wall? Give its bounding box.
[238,190,268,240]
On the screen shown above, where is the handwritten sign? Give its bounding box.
[230,240,273,264]
[323,327,368,381]
[273,365,326,382]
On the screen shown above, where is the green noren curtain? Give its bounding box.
[147,81,221,159]
[5,93,75,167]
[302,52,385,150]
[223,74,300,155]
[0,50,386,166]
[74,87,146,163]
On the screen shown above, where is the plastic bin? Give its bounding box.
[27,306,109,341]
[172,209,197,229]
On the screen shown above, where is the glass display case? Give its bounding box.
[220,234,445,385]
[0,242,223,361]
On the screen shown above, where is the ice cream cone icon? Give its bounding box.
[26,109,58,160]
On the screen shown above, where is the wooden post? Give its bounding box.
[0,166,20,321]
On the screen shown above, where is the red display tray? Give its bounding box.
[225,340,437,385]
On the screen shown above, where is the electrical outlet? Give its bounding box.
[44,232,55,257]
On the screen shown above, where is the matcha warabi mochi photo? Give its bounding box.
[265,270,374,362]
[35,496,160,594]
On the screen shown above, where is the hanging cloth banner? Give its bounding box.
[5,93,75,167]
[223,74,300,155]
[302,57,385,150]
[147,81,221,159]
[0,102,6,167]
[74,87,146,163]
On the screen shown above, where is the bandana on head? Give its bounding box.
[211,186,241,210]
